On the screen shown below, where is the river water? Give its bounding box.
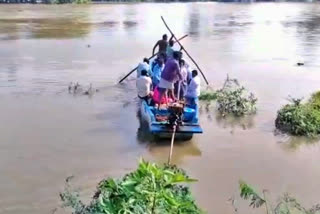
[1,2,320,214]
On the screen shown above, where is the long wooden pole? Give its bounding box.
[160,16,209,85]
[118,34,188,84]
[168,125,176,165]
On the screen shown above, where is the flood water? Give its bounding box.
[1,2,320,214]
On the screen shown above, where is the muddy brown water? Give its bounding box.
[1,3,320,214]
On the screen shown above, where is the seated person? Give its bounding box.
[137,58,150,78]
[185,70,200,107]
[136,70,153,103]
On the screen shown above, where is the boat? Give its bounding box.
[140,100,203,140]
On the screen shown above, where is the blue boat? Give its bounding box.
[139,100,203,140]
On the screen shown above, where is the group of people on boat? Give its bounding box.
[136,34,201,108]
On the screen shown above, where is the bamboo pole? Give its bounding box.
[160,16,209,85]
[118,34,188,84]
[168,125,176,165]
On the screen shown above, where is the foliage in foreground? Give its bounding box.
[275,92,320,136]
[60,160,203,214]
[199,76,257,116]
[238,181,320,214]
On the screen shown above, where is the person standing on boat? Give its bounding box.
[137,58,150,78]
[174,59,188,98]
[136,70,153,103]
[151,57,164,87]
[166,40,175,59]
[157,51,182,107]
[185,70,201,108]
[152,34,173,56]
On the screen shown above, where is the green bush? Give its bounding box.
[275,93,320,137]
[199,77,257,116]
[60,160,204,214]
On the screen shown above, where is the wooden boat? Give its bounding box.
[140,100,203,140]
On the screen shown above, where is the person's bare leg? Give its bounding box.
[168,89,176,101]
[158,89,166,110]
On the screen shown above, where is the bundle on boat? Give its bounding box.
[275,91,320,137]
[199,76,257,116]
[60,159,204,214]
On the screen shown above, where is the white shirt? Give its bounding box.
[186,76,200,98]
[180,66,188,82]
[136,76,152,97]
[137,62,150,78]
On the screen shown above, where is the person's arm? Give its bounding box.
[152,41,159,55]
[176,64,183,81]
[169,34,174,42]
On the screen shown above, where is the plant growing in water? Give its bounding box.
[199,76,257,116]
[275,91,320,137]
[60,159,204,214]
[237,181,320,214]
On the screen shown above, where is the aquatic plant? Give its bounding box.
[199,76,257,116]
[275,92,320,137]
[237,181,320,214]
[199,91,218,101]
[60,159,204,214]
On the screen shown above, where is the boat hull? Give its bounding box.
[139,100,203,140]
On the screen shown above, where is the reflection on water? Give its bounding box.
[0,17,92,39]
[215,113,255,130]
[188,6,200,37]
[276,132,320,151]
[199,102,255,130]
[2,3,320,214]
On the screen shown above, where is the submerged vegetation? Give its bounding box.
[60,160,203,214]
[199,91,218,101]
[275,92,320,137]
[237,181,320,214]
[199,76,257,116]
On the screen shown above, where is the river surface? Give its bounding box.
[1,2,320,214]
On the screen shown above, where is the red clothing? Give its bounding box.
[153,87,173,104]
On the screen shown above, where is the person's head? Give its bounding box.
[179,59,185,67]
[141,70,148,77]
[192,69,198,78]
[162,34,168,41]
[169,40,174,47]
[173,51,180,60]
[143,58,149,64]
